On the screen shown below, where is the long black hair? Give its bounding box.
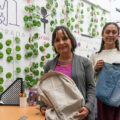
[97,22,120,53]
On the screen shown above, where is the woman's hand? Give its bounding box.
[94,60,104,72]
[40,106,47,115]
[74,107,89,120]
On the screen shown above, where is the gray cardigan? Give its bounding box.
[40,54,95,120]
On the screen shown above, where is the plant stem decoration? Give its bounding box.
[40,7,48,33]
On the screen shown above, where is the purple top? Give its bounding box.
[54,61,72,78]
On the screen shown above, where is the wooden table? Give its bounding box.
[0,106,45,120]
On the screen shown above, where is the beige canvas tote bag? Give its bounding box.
[38,71,85,120]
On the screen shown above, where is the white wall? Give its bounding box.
[85,0,111,12]
[0,0,112,91]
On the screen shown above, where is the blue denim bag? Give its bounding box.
[96,62,120,107]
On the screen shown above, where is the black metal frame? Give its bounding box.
[0,78,24,106]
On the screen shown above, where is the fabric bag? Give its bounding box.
[96,62,120,107]
[38,71,85,120]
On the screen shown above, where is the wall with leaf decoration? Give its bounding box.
[0,0,110,93]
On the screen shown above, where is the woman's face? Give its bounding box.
[102,24,118,47]
[53,29,72,55]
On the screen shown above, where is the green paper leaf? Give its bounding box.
[25,52,33,58]
[46,3,50,9]
[37,21,41,27]
[60,19,64,24]
[75,14,78,19]
[0,52,3,59]
[81,9,84,14]
[50,20,54,26]
[28,16,32,21]
[41,56,45,61]
[96,12,100,15]
[6,72,12,79]
[80,20,84,24]
[24,67,29,73]
[77,8,80,12]
[50,27,54,32]
[36,15,40,19]
[30,44,34,50]
[65,0,69,6]
[71,17,75,22]
[96,5,99,8]
[36,6,40,11]
[70,8,74,12]
[34,42,38,48]
[33,49,39,56]
[0,86,4,92]
[7,56,13,62]
[67,21,71,27]
[92,28,95,32]
[40,62,44,68]
[75,24,79,28]
[70,25,73,30]
[33,70,39,76]
[0,66,3,73]
[6,48,12,54]
[15,37,20,43]
[33,33,39,39]
[71,3,73,8]
[46,53,51,59]
[0,77,4,84]
[44,43,50,48]
[87,7,90,12]
[50,0,53,5]
[81,2,84,7]
[81,15,84,19]
[25,44,30,50]
[16,46,21,52]
[6,40,12,46]
[0,32,3,39]
[0,42,3,49]
[32,62,39,69]
[25,75,32,81]
[97,32,99,35]
[40,71,44,76]
[39,46,44,52]
[55,2,58,8]
[33,20,37,26]
[25,6,29,11]
[16,67,21,73]
[66,7,69,13]
[16,54,22,60]
[80,28,83,32]
[101,17,104,21]
[24,16,29,22]
[52,8,56,15]
[62,9,64,14]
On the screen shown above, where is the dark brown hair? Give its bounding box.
[52,26,77,54]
